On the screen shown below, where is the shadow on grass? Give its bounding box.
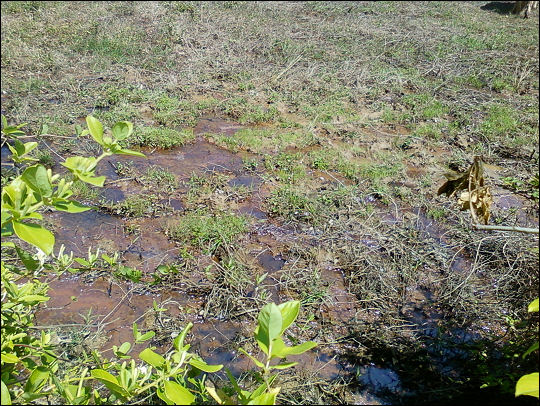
[338,319,539,405]
[480,2,516,15]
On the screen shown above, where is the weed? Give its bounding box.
[144,165,177,191]
[413,123,443,141]
[128,127,194,149]
[402,93,448,122]
[33,148,55,167]
[71,179,100,202]
[114,160,136,177]
[242,157,259,172]
[166,210,248,254]
[267,186,313,221]
[109,194,160,217]
[480,104,519,141]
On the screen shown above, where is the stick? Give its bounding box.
[472,224,539,234]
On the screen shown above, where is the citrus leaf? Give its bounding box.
[528,299,539,313]
[86,116,104,145]
[277,300,300,334]
[52,200,93,213]
[1,353,21,363]
[1,380,11,405]
[515,373,539,398]
[21,165,52,198]
[90,369,129,399]
[111,121,133,141]
[163,381,195,405]
[188,357,223,373]
[257,303,282,351]
[12,221,54,255]
[138,348,165,369]
[271,361,298,370]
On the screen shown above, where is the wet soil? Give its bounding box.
[29,115,539,404]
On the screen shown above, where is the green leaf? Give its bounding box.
[238,348,265,369]
[523,341,539,359]
[78,173,105,187]
[1,380,12,405]
[19,295,49,303]
[12,221,54,255]
[111,121,133,141]
[277,300,300,334]
[271,361,298,370]
[163,381,195,405]
[138,348,165,368]
[52,200,93,213]
[173,323,193,351]
[14,245,40,272]
[157,388,174,405]
[286,341,318,355]
[86,116,104,145]
[24,366,50,395]
[250,376,278,399]
[21,165,52,198]
[528,299,539,313]
[90,369,129,399]
[188,357,223,373]
[118,342,131,354]
[116,148,146,158]
[136,331,155,343]
[247,387,280,405]
[515,373,539,398]
[132,322,139,340]
[1,353,20,363]
[257,303,283,351]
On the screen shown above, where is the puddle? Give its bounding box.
[257,252,285,272]
[228,175,262,188]
[491,187,539,227]
[99,138,252,183]
[36,276,189,350]
[357,365,402,394]
[49,211,178,272]
[99,187,125,203]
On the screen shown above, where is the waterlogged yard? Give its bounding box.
[1,1,539,405]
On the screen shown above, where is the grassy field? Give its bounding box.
[1,1,539,405]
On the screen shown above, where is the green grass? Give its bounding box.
[166,210,248,254]
[143,165,178,191]
[402,93,449,122]
[267,185,313,221]
[127,127,194,149]
[219,97,279,124]
[211,127,316,154]
[413,123,443,141]
[109,194,160,217]
[263,152,307,184]
[480,104,519,141]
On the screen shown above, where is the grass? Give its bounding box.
[210,127,317,154]
[127,127,195,149]
[108,194,160,217]
[143,165,178,191]
[166,210,248,254]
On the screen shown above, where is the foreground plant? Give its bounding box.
[207,300,317,405]
[515,298,539,399]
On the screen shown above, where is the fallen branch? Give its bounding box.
[472,224,539,234]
